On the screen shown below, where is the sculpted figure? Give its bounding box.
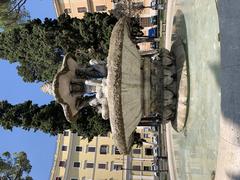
[75,59,107,79]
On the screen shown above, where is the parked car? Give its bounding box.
[152,163,159,171]
[150,0,165,10]
[151,126,158,132]
[154,171,160,177]
[153,146,159,157]
[150,42,159,49]
[150,16,158,25]
[152,134,158,144]
[148,27,158,38]
[152,163,160,177]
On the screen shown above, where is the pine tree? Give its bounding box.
[0,13,118,82]
[0,100,111,139]
[0,0,29,29]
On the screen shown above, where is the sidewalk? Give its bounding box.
[164,1,177,180]
[215,1,240,179]
[164,0,221,179]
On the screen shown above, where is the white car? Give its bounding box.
[153,146,159,157]
[150,0,165,10]
[151,126,158,132]
[152,134,158,144]
[152,163,160,177]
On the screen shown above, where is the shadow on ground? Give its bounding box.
[227,172,240,180]
[169,9,189,132]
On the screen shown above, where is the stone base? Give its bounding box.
[170,38,189,132]
[142,48,177,123]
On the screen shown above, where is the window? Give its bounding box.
[114,147,120,155]
[62,145,67,151]
[56,177,62,180]
[140,17,151,27]
[86,162,94,168]
[100,145,108,154]
[132,149,141,154]
[59,161,66,167]
[73,162,81,168]
[98,163,106,169]
[144,166,152,171]
[76,146,83,152]
[145,148,153,155]
[132,2,144,9]
[88,147,95,152]
[143,133,150,138]
[63,131,69,136]
[132,165,141,171]
[113,164,122,170]
[111,0,120,3]
[144,127,150,132]
[64,8,71,13]
[77,7,87,13]
[96,5,107,11]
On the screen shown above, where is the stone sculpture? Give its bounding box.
[52,54,109,121]
[48,17,177,154]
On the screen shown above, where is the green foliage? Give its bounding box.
[132,132,147,148]
[0,100,111,140]
[129,17,144,37]
[0,13,143,83]
[71,106,111,141]
[0,0,29,30]
[0,100,70,135]
[0,151,32,180]
[0,13,118,82]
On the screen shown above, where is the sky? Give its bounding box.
[0,1,58,179]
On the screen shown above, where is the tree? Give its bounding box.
[0,151,32,180]
[0,13,143,83]
[0,0,29,29]
[0,100,111,140]
[0,13,118,82]
[71,106,111,141]
[132,132,147,148]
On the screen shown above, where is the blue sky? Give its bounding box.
[0,1,58,179]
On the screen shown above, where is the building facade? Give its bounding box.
[53,0,159,51]
[53,0,114,18]
[50,128,157,180]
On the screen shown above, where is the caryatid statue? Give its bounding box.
[50,53,109,121]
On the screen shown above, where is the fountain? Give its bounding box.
[51,17,178,154]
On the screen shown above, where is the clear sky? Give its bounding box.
[0,1,58,179]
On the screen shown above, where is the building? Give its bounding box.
[53,0,159,51]
[53,0,114,19]
[132,0,159,51]
[50,127,157,180]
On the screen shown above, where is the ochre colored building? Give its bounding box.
[53,0,159,51]
[50,128,157,180]
[53,0,114,18]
